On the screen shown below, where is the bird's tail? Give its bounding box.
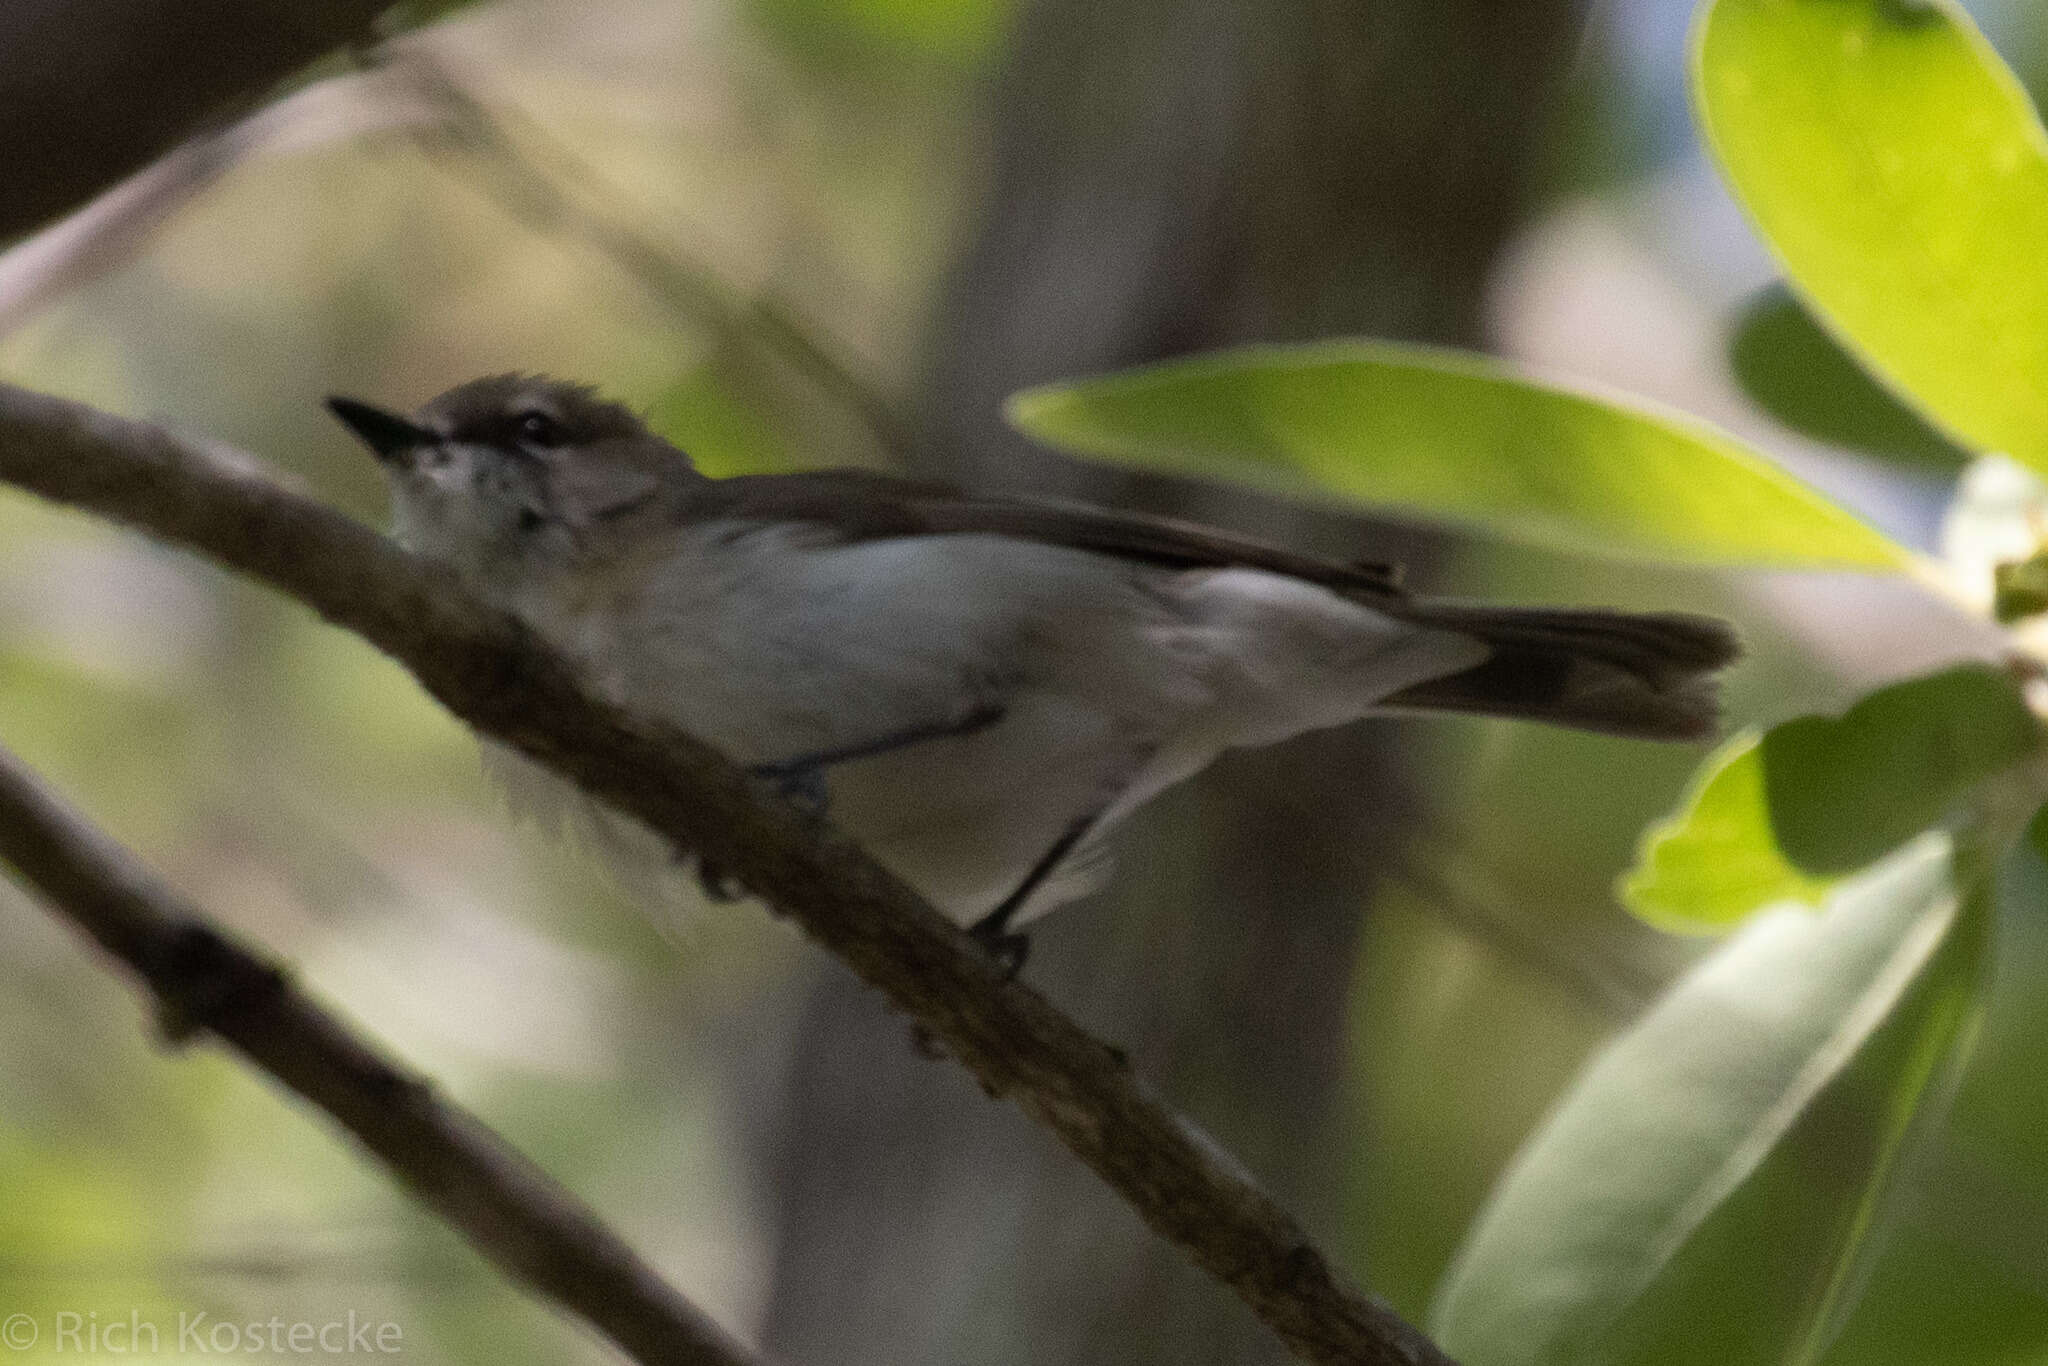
[1380,603,1740,740]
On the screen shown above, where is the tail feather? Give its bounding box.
[1381,604,1739,740]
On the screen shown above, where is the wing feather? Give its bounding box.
[687,469,1405,599]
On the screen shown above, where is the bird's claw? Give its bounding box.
[970,925,1031,979]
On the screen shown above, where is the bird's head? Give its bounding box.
[327,375,696,590]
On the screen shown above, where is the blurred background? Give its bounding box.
[1,0,2045,1362]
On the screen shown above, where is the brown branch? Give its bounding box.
[0,381,1454,1366]
[0,1,398,243]
[0,744,762,1366]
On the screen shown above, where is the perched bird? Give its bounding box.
[329,375,1737,966]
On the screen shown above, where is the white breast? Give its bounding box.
[591,524,1191,761]
[491,521,1483,927]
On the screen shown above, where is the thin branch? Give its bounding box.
[0,744,762,1366]
[0,64,447,339]
[0,382,1455,1366]
[1384,841,1659,1019]
[0,43,909,447]
[392,56,915,460]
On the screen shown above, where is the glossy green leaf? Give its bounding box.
[1621,732,1834,934]
[1624,665,2038,932]
[1695,0,2048,470]
[1761,668,2040,872]
[1728,285,1965,469]
[1814,827,2048,1365]
[1007,341,1908,570]
[1433,838,1989,1366]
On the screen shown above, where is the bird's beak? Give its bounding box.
[325,396,437,467]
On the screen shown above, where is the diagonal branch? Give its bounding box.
[0,63,446,339]
[392,56,914,461]
[0,381,1454,1366]
[0,743,762,1366]
[0,0,396,243]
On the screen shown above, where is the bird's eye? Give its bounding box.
[516,507,545,533]
[515,410,561,446]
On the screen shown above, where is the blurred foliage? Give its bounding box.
[1017,0,2048,1360]
[1624,667,2038,931]
[5,0,2048,1363]
[1525,23,1669,204]
[745,0,1012,68]
[376,0,497,36]
[1433,838,1985,1366]
[1696,0,2048,472]
[1728,286,1966,471]
[643,351,799,477]
[1340,887,1620,1321]
[1992,551,2048,624]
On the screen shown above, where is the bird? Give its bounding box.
[328,374,1738,968]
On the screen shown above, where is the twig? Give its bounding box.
[0,744,762,1366]
[393,57,915,460]
[0,65,449,339]
[0,382,1455,1366]
[1384,842,1658,1019]
[0,0,395,242]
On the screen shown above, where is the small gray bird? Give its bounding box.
[329,375,1737,965]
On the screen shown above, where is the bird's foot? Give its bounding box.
[969,922,1031,979]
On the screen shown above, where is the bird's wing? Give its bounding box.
[685,469,1405,600]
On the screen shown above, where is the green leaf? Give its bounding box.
[1007,340,1908,570]
[1432,837,1989,1366]
[1728,285,1965,469]
[643,359,793,478]
[1811,824,2048,1364]
[1622,732,1836,934]
[1760,667,2041,872]
[1624,665,2038,932]
[1695,0,2048,471]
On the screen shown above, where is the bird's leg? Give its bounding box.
[968,806,1106,978]
[748,702,1007,817]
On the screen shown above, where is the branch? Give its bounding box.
[392,57,914,460]
[0,744,761,1366]
[0,0,396,243]
[0,63,445,338]
[0,382,1455,1366]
